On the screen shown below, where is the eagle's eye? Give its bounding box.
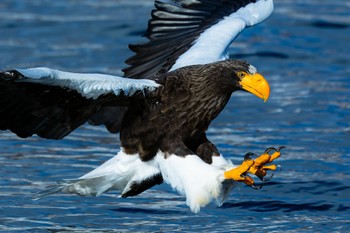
[237,71,246,79]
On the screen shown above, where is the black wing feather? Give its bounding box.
[123,0,256,79]
[0,71,140,139]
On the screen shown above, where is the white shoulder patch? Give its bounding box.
[15,67,160,99]
[170,0,274,71]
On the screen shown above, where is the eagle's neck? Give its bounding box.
[184,88,232,136]
[161,70,234,138]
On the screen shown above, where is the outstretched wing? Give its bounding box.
[123,0,273,79]
[0,68,159,139]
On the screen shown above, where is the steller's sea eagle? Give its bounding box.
[0,0,284,213]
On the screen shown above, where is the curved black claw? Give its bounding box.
[264,147,277,154]
[258,172,274,182]
[264,146,286,154]
[244,152,256,161]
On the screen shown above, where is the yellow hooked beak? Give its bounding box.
[239,72,270,102]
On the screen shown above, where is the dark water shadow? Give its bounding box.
[286,180,350,195]
[262,180,350,193]
[309,21,349,29]
[109,207,184,215]
[231,51,290,59]
[223,180,350,213]
[221,200,334,213]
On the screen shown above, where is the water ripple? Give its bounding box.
[1,0,350,232]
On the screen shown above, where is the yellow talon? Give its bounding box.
[269,150,282,162]
[249,147,285,182]
[248,147,284,177]
[224,159,254,180]
[262,164,278,170]
[253,153,271,166]
[224,146,285,188]
[224,159,255,186]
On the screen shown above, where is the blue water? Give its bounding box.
[1,0,350,232]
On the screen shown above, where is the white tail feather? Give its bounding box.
[34,150,160,199]
[33,178,113,200]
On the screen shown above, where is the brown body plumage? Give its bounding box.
[121,60,253,162]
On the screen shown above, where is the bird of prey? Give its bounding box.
[0,0,284,213]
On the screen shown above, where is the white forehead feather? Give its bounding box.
[248,65,257,74]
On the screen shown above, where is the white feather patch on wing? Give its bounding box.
[15,67,160,99]
[170,0,274,71]
[155,152,235,213]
